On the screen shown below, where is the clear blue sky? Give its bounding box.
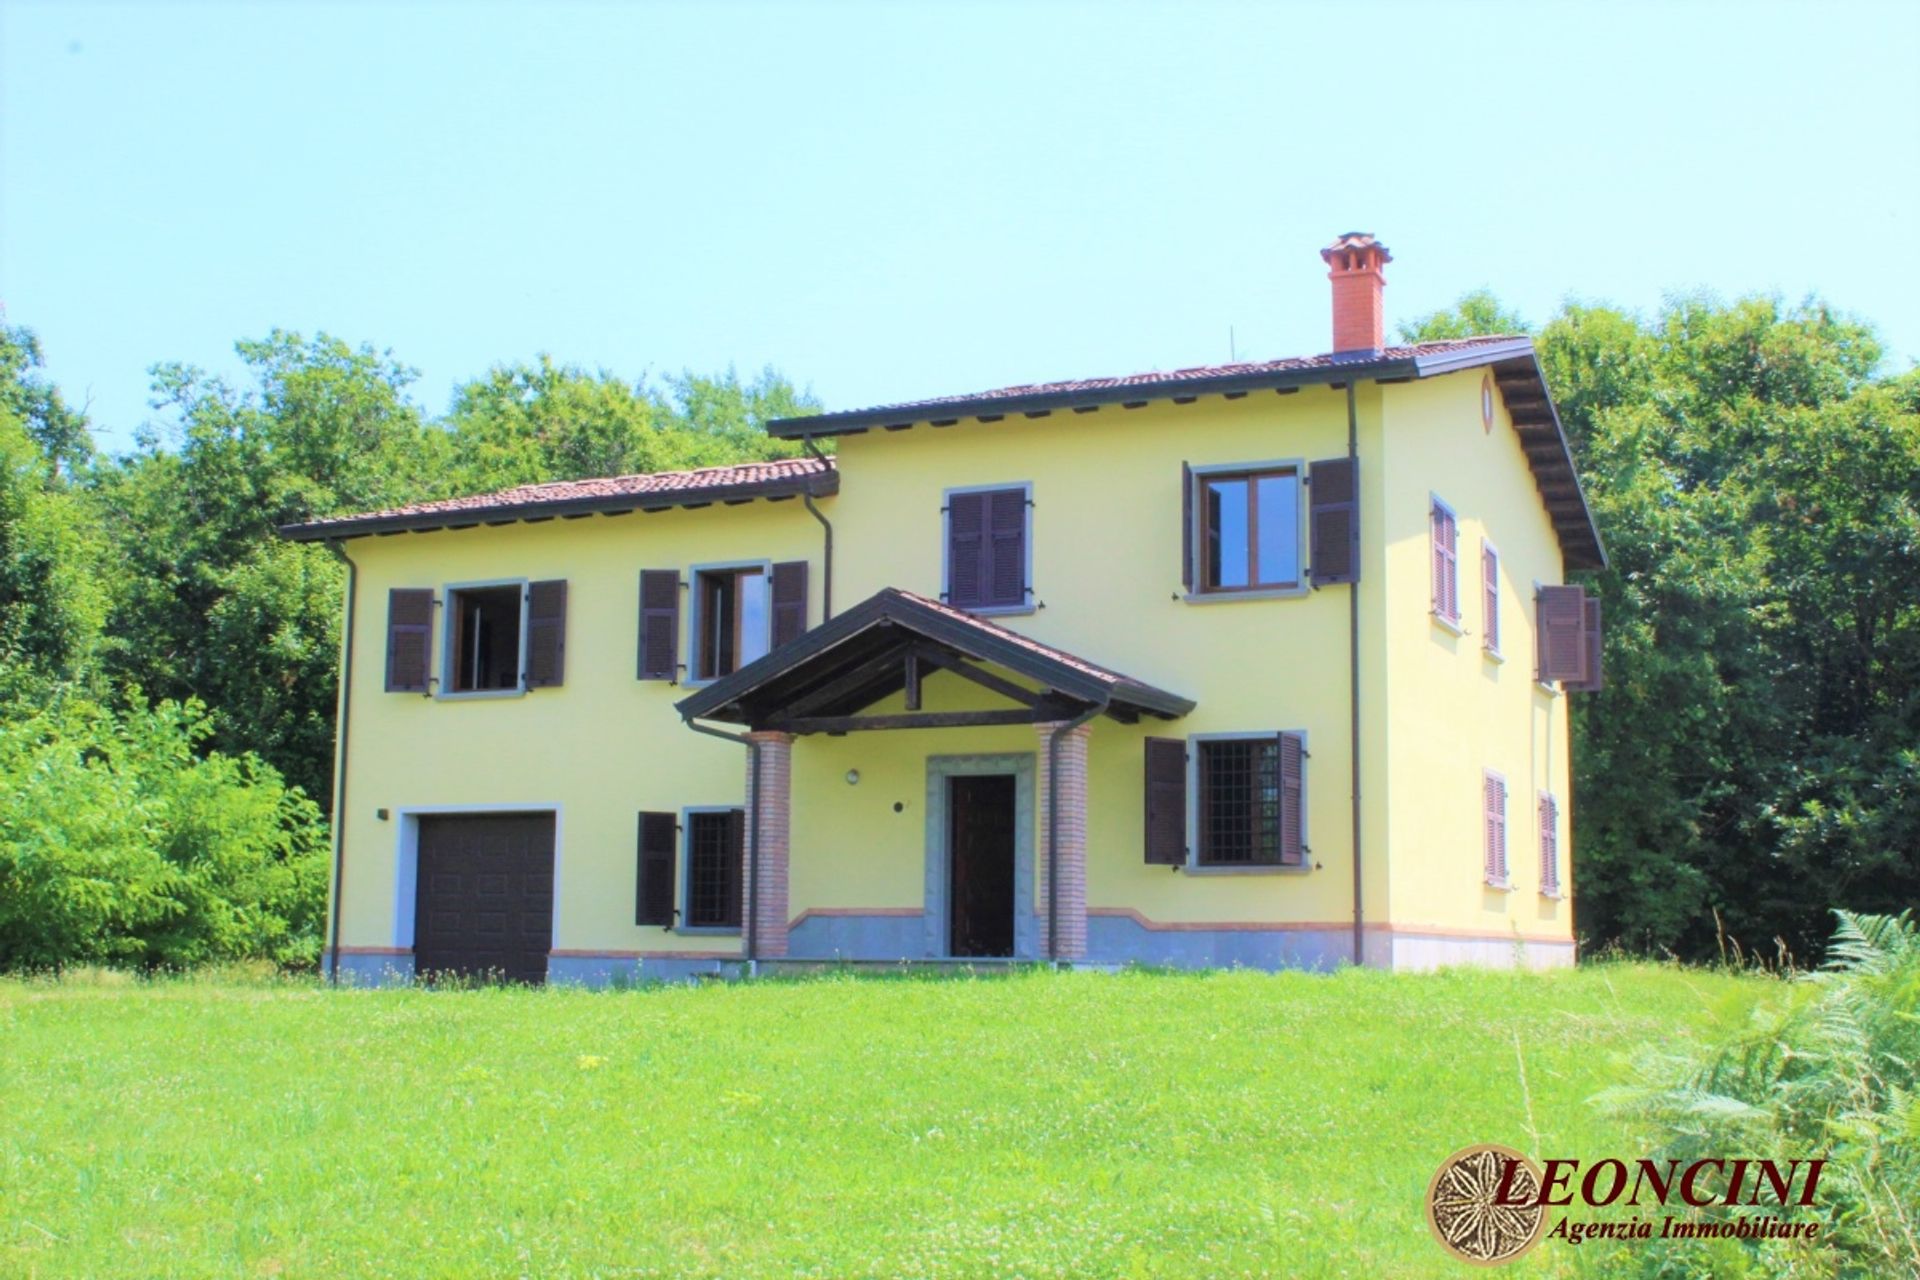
[5,1,1917,453]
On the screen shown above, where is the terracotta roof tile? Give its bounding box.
[279,455,834,540]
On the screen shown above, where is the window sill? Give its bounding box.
[1540,889,1566,901]
[1484,647,1505,664]
[1533,680,1561,698]
[1181,863,1312,876]
[435,687,527,702]
[1484,877,1514,892]
[956,603,1036,618]
[1183,585,1309,605]
[1431,611,1466,637]
[674,926,743,937]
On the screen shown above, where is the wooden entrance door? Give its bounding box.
[413,813,556,984]
[948,775,1017,957]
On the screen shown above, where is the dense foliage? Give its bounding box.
[1599,912,1920,1278]
[1401,294,1920,961]
[0,322,816,968]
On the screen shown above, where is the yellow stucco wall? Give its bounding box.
[329,367,1577,963]
[332,501,821,958]
[1376,372,1575,945]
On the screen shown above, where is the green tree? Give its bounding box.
[1396,289,1530,344]
[0,410,107,683]
[0,323,93,477]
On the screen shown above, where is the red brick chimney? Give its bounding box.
[1321,232,1392,356]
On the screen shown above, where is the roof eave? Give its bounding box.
[275,469,839,544]
[764,356,1425,439]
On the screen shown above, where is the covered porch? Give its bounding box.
[675,588,1194,964]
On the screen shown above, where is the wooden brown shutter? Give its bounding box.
[1481,543,1500,653]
[1308,457,1359,586]
[1279,732,1306,867]
[770,560,809,649]
[1483,773,1507,882]
[384,588,435,692]
[638,570,680,681]
[986,488,1027,607]
[1143,737,1187,865]
[1565,597,1604,692]
[723,808,746,928]
[946,491,986,607]
[1538,793,1560,895]
[1180,462,1194,591]
[635,811,678,926]
[525,579,567,688]
[1535,585,1589,683]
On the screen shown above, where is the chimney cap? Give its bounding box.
[1322,232,1392,266]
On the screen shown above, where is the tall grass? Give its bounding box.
[1598,911,1920,1278]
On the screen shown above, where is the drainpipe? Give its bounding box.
[1046,699,1108,965]
[322,540,360,987]
[1344,383,1365,967]
[800,434,834,620]
[683,716,761,973]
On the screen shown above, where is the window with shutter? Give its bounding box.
[1535,585,1589,684]
[1538,793,1561,896]
[1143,738,1187,865]
[683,809,745,930]
[944,485,1029,612]
[525,579,567,688]
[637,570,681,681]
[1190,734,1305,868]
[1481,542,1501,656]
[1483,771,1508,886]
[691,565,770,680]
[1308,457,1359,587]
[444,582,525,694]
[770,560,809,648]
[1431,498,1460,623]
[385,588,435,692]
[1192,467,1302,594]
[635,811,678,926]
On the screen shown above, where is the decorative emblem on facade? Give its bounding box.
[1426,1143,1548,1265]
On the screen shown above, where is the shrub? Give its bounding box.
[0,680,327,970]
[1599,910,1920,1277]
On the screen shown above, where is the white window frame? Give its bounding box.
[437,578,530,700]
[1184,460,1309,603]
[1482,538,1504,661]
[1180,730,1311,875]
[684,559,774,687]
[678,804,745,935]
[1430,494,1463,634]
[941,481,1035,616]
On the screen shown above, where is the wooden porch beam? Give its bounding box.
[913,644,1044,707]
[769,707,1061,734]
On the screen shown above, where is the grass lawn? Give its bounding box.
[0,964,1767,1279]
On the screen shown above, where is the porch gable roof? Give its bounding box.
[674,587,1195,731]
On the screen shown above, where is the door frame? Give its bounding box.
[923,754,1034,960]
[392,803,564,951]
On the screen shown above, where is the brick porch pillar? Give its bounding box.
[1035,721,1091,961]
[746,731,793,959]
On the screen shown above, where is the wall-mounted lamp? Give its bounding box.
[844,769,861,786]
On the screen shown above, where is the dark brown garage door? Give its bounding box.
[413,813,556,984]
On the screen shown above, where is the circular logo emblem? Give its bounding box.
[1425,1144,1548,1266]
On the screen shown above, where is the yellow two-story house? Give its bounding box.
[282,233,1605,984]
